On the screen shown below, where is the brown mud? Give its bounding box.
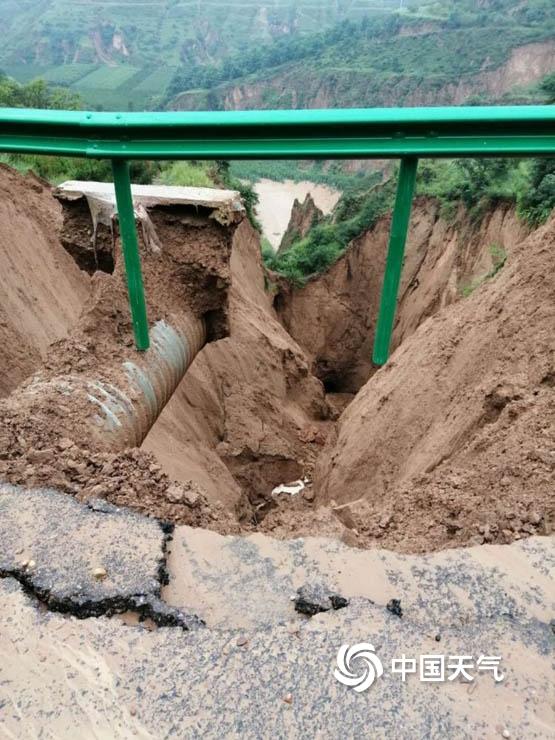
[0,166,90,397]
[275,197,529,393]
[0,165,553,555]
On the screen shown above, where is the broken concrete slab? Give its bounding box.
[1,569,552,738]
[0,484,175,619]
[55,180,245,230]
[164,526,554,630]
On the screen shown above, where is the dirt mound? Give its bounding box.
[0,166,90,397]
[0,430,239,534]
[0,170,329,525]
[143,219,331,518]
[307,216,555,552]
[0,166,551,554]
[275,198,529,392]
[278,193,323,254]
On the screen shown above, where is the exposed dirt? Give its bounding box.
[275,197,529,392]
[142,218,332,518]
[0,165,553,556]
[0,165,90,397]
[46,199,235,376]
[306,216,555,553]
[56,195,116,274]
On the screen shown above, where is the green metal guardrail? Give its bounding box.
[1,105,554,363]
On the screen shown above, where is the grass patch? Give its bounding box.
[155,161,214,188]
[460,243,508,297]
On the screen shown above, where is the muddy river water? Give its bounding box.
[253,178,341,250]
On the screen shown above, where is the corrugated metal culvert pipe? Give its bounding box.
[3,181,244,454]
[89,313,206,448]
[14,313,206,451]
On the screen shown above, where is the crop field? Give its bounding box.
[3,62,177,110]
[77,66,141,90]
[42,64,98,85]
[133,67,175,93]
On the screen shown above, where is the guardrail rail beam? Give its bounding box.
[0,105,553,356]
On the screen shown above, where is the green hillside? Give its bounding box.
[2,0,552,111]
[0,0,417,110]
[169,0,555,110]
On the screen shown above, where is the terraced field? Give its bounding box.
[0,0,414,109]
[3,62,176,110]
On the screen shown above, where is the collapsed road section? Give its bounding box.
[4,180,242,452]
[0,157,553,738]
[0,166,330,525]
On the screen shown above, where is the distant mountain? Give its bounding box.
[168,0,555,111]
[1,0,553,112]
[0,0,417,109]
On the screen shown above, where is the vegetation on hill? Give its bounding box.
[3,0,552,111]
[265,70,555,286]
[229,159,382,192]
[263,179,395,283]
[0,0,415,110]
[169,0,555,110]
[0,75,81,110]
[265,146,555,285]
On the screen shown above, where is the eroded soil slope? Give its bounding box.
[0,166,552,557]
[0,170,329,527]
[0,166,90,396]
[143,220,330,519]
[276,198,529,392]
[308,217,555,553]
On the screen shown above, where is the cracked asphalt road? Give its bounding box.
[0,486,553,738]
[0,484,200,625]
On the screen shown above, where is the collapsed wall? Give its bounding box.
[275,197,529,392]
[0,166,90,397]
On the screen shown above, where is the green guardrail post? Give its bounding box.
[373,156,418,366]
[111,159,150,351]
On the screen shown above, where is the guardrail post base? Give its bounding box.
[111,159,150,351]
[372,156,418,366]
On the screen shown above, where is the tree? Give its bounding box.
[0,75,82,110]
[540,72,555,104]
